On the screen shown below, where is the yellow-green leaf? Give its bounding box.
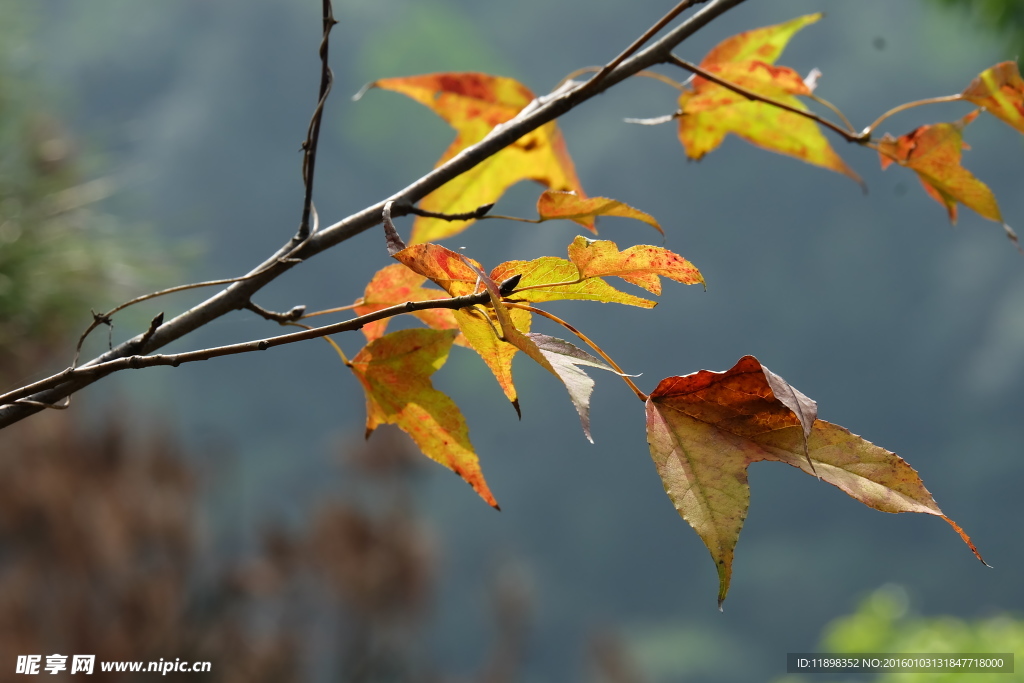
[350,328,497,508]
[490,258,656,307]
[701,13,822,66]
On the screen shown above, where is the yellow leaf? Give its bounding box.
[567,236,704,295]
[535,190,662,235]
[367,73,584,243]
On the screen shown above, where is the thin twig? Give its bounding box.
[296,0,337,241]
[0,277,522,409]
[667,55,869,144]
[863,94,964,137]
[579,0,709,95]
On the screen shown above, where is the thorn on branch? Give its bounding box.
[136,312,165,352]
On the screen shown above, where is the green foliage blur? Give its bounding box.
[775,585,1024,683]
[933,0,1024,60]
[0,2,159,380]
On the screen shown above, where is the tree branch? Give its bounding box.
[0,280,520,409]
[0,0,748,429]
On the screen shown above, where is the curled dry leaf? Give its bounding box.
[525,332,620,443]
[645,355,986,609]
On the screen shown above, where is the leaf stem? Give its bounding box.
[863,94,964,137]
[667,55,869,144]
[509,303,649,402]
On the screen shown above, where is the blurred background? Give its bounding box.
[1,0,1022,680]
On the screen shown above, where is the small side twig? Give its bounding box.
[578,0,709,95]
[296,0,338,242]
[245,302,307,323]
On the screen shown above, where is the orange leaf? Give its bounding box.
[535,190,662,235]
[367,73,584,243]
[354,264,458,342]
[350,329,497,508]
[392,243,481,296]
[567,236,704,295]
[877,111,1003,225]
[961,61,1024,135]
[646,356,986,609]
[677,15,860,183]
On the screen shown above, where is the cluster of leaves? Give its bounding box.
[336,14,1018,608]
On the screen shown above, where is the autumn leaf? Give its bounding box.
[354,264,458,342]
[645,355,986,609]
[535,190,662,235]
[490,257,657,308]
[876,111,1016,245]
[453,305,531,414]
[393,242,532,411]
[350,328,498,508]
[364,73,584,243]
[392,243,481,296]
[961,61,1024,135]
[567,236,704,294]
[677,15,860,183]
[526,332,620,442]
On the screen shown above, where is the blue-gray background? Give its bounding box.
[24,0,1024,680]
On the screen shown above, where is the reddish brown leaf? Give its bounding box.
[350,329,497,508]
[366,73,584,242]
[646,355,985,609]
[961,61,1024,134]
[877,111,1006,227]
[354,264,458,342]
[392,243,481,296]
[535,190,662,235]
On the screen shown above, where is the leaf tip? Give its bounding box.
[512,398,522,419]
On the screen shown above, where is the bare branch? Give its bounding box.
[0,0,748,429]
[296,0,338,241]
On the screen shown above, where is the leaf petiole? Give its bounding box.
[508,303,648,402]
